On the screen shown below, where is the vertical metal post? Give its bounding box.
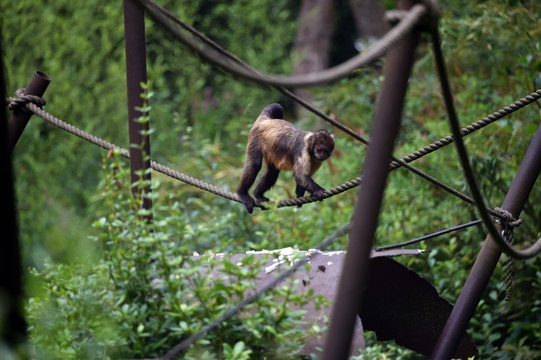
[323,1,420,358]
[430,122,541,359]
[124,0,152,219]
[8,71,51,151]
[0,32,27,352]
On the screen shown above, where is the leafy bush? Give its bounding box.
[5,0,541,358]
[26,151,325,359]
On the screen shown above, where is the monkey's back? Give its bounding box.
[252,118,309,171]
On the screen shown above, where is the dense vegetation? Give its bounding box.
[2,0,541,359]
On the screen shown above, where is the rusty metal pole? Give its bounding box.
[8,71,51,151]
[430,122,541,359]
[124,0,152,219]
[323,1,420,358]
[0,32,27,353]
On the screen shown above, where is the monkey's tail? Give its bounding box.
[260,103,284,119]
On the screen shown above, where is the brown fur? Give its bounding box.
[237,103,335,213]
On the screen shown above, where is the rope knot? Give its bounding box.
[385,1,440,31]
[494,207,522,229]
[8,88,47,111]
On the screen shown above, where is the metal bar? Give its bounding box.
[8,71,51,151]
[375,219,483,252]
[0,33,27,351]
[123,0,152,219]
[323,1,420,358]
[430,122,541,359]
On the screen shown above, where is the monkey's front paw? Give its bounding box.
[238,193,256,214]
[312,189,326,201]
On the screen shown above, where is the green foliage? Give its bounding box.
[27,153,324,359]
[350,332,424,360]
[26,261,125,359]
[1,0,298,265]
[3,0,541,359]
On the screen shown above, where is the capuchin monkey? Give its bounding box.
[237,103,335,213]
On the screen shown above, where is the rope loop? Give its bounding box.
[418,0,441,30]
[386,0,440,31]
[385,10,409,26]
[8,88,47,111]
[493,207,523,229]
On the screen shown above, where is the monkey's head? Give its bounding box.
[309,130,335,161]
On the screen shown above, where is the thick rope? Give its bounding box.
[129,0,541,219]
[502,228,515,302]
[289,89,541,212]
[137,0,428,88]
[6,88,46,110]
[132,0,483,213]
[6,89,540,217]
[396,89,541,165]
[5,97,242,203]
[430,28,541,260]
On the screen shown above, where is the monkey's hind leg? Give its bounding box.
[253,164,280,204]
[237,147,263,213]
[295,183,307,208]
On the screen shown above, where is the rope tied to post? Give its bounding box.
[493,207,523,230]
[492,207,520,302]
[6,88,47,111]
[386,0,440,31]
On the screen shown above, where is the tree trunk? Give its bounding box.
[292,0,335,116]
[349,0,389,42]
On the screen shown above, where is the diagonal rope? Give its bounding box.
[430,28,541,260]
[284,89,541,214]
[136,0,427,88]
[132,0,486,212]
[396,89,541,165]
[6,88,540,217]
[374,219,483,252]
[5,98,242,203]
[129,0,541,221]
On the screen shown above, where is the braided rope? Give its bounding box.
[6,88,46,110]
[493,207,523,229]
[13,101,241,203]
[138,0,428,88]
[6,88,540,212]
[150,161,240,202]
[502,232,515,302]
[396,89,541,165]
[286,89,541,208]
[131,0,478,212]
[430,27,541,260]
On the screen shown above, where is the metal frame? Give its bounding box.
[4,1,541,358]
[124,0,152,220]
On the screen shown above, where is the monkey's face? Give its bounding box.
[310,131,335,161]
